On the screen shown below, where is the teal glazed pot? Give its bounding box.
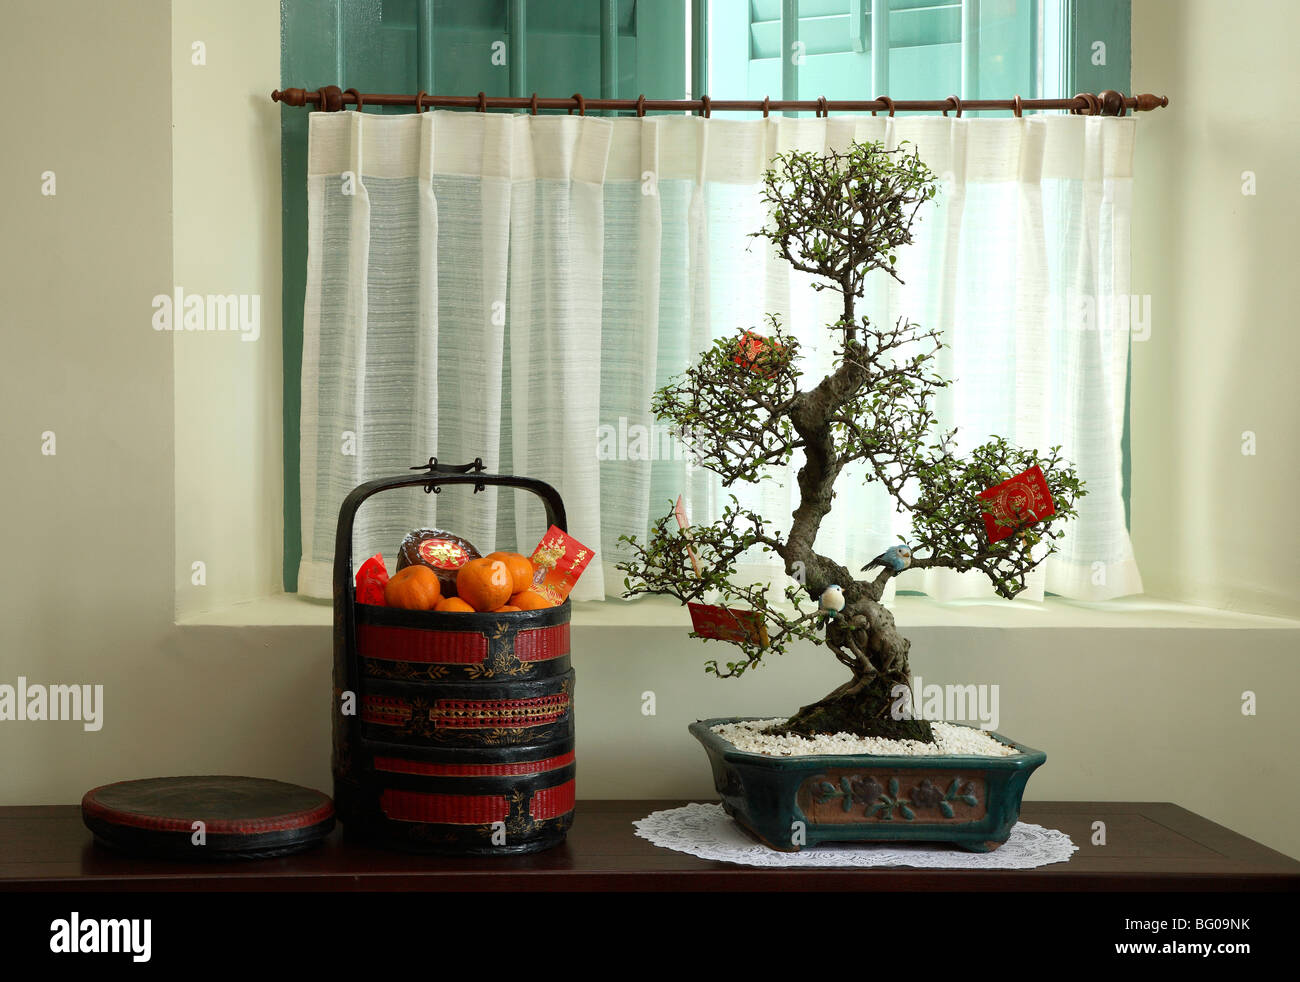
[689,717,1046,853]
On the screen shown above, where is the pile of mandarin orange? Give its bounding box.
[383,552,552,613]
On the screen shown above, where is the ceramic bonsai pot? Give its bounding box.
[690,717,1046,852]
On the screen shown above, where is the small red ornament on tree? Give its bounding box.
[732,330,788,377]
[978,465,1056,544]
[688,603,770,647]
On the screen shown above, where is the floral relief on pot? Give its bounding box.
[799,772,988,825]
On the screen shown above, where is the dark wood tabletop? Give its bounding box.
[2,800,1297,892]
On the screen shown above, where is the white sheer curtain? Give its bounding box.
[298,110,1143,603]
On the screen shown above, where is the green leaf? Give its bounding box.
[939,801,955,819]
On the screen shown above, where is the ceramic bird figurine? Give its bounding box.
[818,584,846,625]
[863,544,913,573]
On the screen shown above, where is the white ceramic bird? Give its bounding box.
[819,584,846,625]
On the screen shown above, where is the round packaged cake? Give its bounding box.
[395,528,481,597]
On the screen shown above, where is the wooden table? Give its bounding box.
[1,800,1297,892]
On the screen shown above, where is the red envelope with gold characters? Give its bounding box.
[688,602,770,647]
[732,330,788,378]
[529,526,594,605]
[978,465,1056,544]
[354,553,390,606]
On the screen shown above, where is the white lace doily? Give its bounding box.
[634,802,1078,869]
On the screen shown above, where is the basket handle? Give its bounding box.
[332,458,568,601]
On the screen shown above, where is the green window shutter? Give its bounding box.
[1069,0,1131,95]
[718,0,1035,107]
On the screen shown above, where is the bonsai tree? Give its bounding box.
[616,141,1085,744]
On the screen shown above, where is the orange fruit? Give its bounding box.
[434,596,475,613]
[510,590,552,610]
[456,558,513,612]
[487,551,536,595]
[384,565,442,610]
[492,605,521,612]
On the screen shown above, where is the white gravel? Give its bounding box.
[712,718,1022,758]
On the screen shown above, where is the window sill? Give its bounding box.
[175,592,1300,631]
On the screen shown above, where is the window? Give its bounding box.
[279,0,1131,594]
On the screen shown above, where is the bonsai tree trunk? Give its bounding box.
[770,349,933,742]
[776,598,932,742]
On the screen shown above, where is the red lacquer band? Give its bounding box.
[430,694,570,729]
[380,789,510,824]
[361,696,413,726]
[80,791,334,835]
[357,623,489,664]
[373,751,575,778]
[529,780,576,820]
[362,693,570,729]
[513,623,570,662]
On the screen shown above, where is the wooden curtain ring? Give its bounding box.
[414,91,429,113]
[1098,89,1127,116]
[636,94,646,117]
[476,91,487,113]
[344,88,364,112]
[1011,94,1023,118]
[873,95,895,117]
[700,95,711,118]
[762,96,770,118]
[529,92,538,115]
[569,92,585,116]
[316,85,344,112]
[943,95,962,117]
[1071,92,1101,115]
[816,95,828,118]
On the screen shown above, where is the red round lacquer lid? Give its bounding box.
[82,776,335,859]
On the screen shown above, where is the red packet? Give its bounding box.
[732,330,787,377]
[688,602,770,647]
[529,526,594,605]
[978,465,1056,544]
[355,553,389,606]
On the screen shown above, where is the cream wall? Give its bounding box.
[172,0,283,618]
[1130,0,1300,618]
[1,0,1298,866]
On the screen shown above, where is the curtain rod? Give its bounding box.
[272,87,1168,118]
